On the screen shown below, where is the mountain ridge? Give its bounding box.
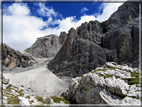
[48,2,139,77]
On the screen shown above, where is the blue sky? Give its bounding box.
[2,0,127,51]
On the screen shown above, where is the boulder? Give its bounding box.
[2,74,9,84]
[63,62,141,105]
[18,97,30,106]
[43,96,54,104]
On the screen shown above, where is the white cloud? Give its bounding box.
[3,2,126,51]
[37,3,57,17]
[8,3,30,16]
[3,3,47,50]
[95,3,123,22]
[81,7,89,13]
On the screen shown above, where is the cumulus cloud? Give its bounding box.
[37,3,57,17]
[81,7,89,13]
[95,2,123,22]
[3,2,126,51]
[3,3,47,50]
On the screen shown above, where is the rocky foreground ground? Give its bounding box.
[1,73,69,106]
[1,61,141,106]
[63,62,142,105]
[1,57,70,106]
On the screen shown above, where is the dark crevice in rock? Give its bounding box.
[131,25,134,62]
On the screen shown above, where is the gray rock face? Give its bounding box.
[2,43,36,68]
[59,32,67,45]
[25,33,67,58]
[25,34,61,58]
[48,2,139,77]
[63,62,141,105]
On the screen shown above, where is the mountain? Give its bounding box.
[2,43,36,68]
[25,32,67,58]
[48,2,139,77]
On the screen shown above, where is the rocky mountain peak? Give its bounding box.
[48,2,139,77]
[25,34,62,58]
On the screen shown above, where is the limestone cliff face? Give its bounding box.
[25,33,67,58]
[25,34,61,58]
[2,43,36,68]
[59,32,67,45]
[48,2,139,77]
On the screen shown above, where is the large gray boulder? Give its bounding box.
[48,2,139,77]
[2,43,36,68]
[63,62,141,105]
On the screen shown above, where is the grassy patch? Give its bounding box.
[124,77,139,85]
[29,100,34,104]
[4,84,25,105]
[123,72,140,85]
[25,95,30,99]
[115,76,120,79]
[109,67,117,70]
[18,90,24,96]
[122,69,132,72]
[7,96,20,104]
[131,72,139,77]
[98,74,104,77]
[97,73,113,79]
[35,96,48,104]
[50,96,70,104]
[104,74,113,79]
[81,75,84,78]
[6,84,12,92]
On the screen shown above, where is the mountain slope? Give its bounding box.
[48,2,139,77]
[2,43,36,68]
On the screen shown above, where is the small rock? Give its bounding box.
[24,94,30,98]
[3,96,7,100]
[60,101,65,104]
[18,97,30,106]
[43,96,54,104]
[2,75,9,84]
